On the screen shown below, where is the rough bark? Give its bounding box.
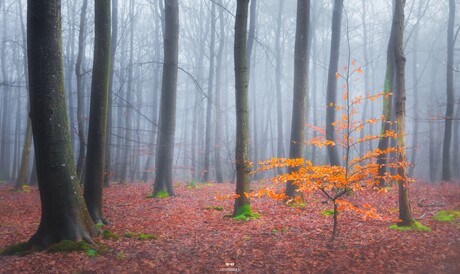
[153,0,179,196]
[325,0,343,167]
[27,0,98,247]
[285,0,310,199]
[233,0,251,215]
[83,0,111,225]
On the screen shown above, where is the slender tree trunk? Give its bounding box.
[359,0,370,157]
[233,0,251,216]
[83,0,111,225]
[104,0,118,187]
[393,0,413,226]
[325,0,343,167]
[27,0,98,247]
[204,3,216,183]
[275,0,285,173]
[214,0,225,183]
[442,0,455,181]
[153,0,179,196]
[75,0,88,179]
[285,0,310,199]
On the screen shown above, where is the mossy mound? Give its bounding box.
[102,230,120,240]
[147,191,170,199]
[0,243,42,256]
[433,210,460,222]
[124,232,157,240]
[233,204,260,221]
[389,221,431,232]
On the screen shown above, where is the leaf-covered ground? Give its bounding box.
[1,181,459,273]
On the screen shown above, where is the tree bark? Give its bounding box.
[233,0,251,216]
[325,0,343,167]
[27,0,98,247]
[153,0,179,196]
[285,0,310,199]
[83,0,111,225]
[275,0,285,174]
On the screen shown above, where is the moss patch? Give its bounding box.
[321,209,336,216]
[0,243,42,256]
[102,230,120,240]
[389,221,431,232]
[47,240,92,253]
[233,204,260,221]
[204,205,224,211]
[124,232,157,240]
[146,190,170,199]
[433,210,460,222]
[287,202,305,208]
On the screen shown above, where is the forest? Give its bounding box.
[0,0,459,272]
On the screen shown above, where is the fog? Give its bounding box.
[0,0,458,184]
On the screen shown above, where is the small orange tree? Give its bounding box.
[250,61,408,239]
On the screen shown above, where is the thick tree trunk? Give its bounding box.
[83,0,111,225]
[325,0,343,167]
[153,0,179,196]
[75,0,88,179]
[27,0,98,247]
[233,0,251,216]
[285,0,310,199]
[442,0,455,181]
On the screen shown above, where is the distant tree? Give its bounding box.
[274,0,285,173]
[153,0,179,197]
[325,0,343,166]
[285,0,310,199]
[233,0,252,218]
[442,0,455,181]
[83,0,111,225]
[27,0,98,247]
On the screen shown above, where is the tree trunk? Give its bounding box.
[75,0,88,179]
[233,0,251,216]
[325,0,343,167]
[104,0,118,187]
[442,0,455,181]
[214,0,225,184]
[393,0,413,226]
[27,0,98,247]
[275,0,285,174]
[285,0,310,199]
[203,2,216,183]
[83,0,111,225]
[153,0,179,196]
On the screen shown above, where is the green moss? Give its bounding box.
[155,191,170,198]
[0,243,42,256]
[102,230,120,240]
[123,232,157,240]
[287,202,305,208]
[233,204,260,221]
[321,209,336,216]
[204,205,224,211]
[96,223,105,228]
[389,221,431,232]
[433,210,460,222]
[47,240,91,253]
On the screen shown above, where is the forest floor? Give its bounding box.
[0,180,459,273]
